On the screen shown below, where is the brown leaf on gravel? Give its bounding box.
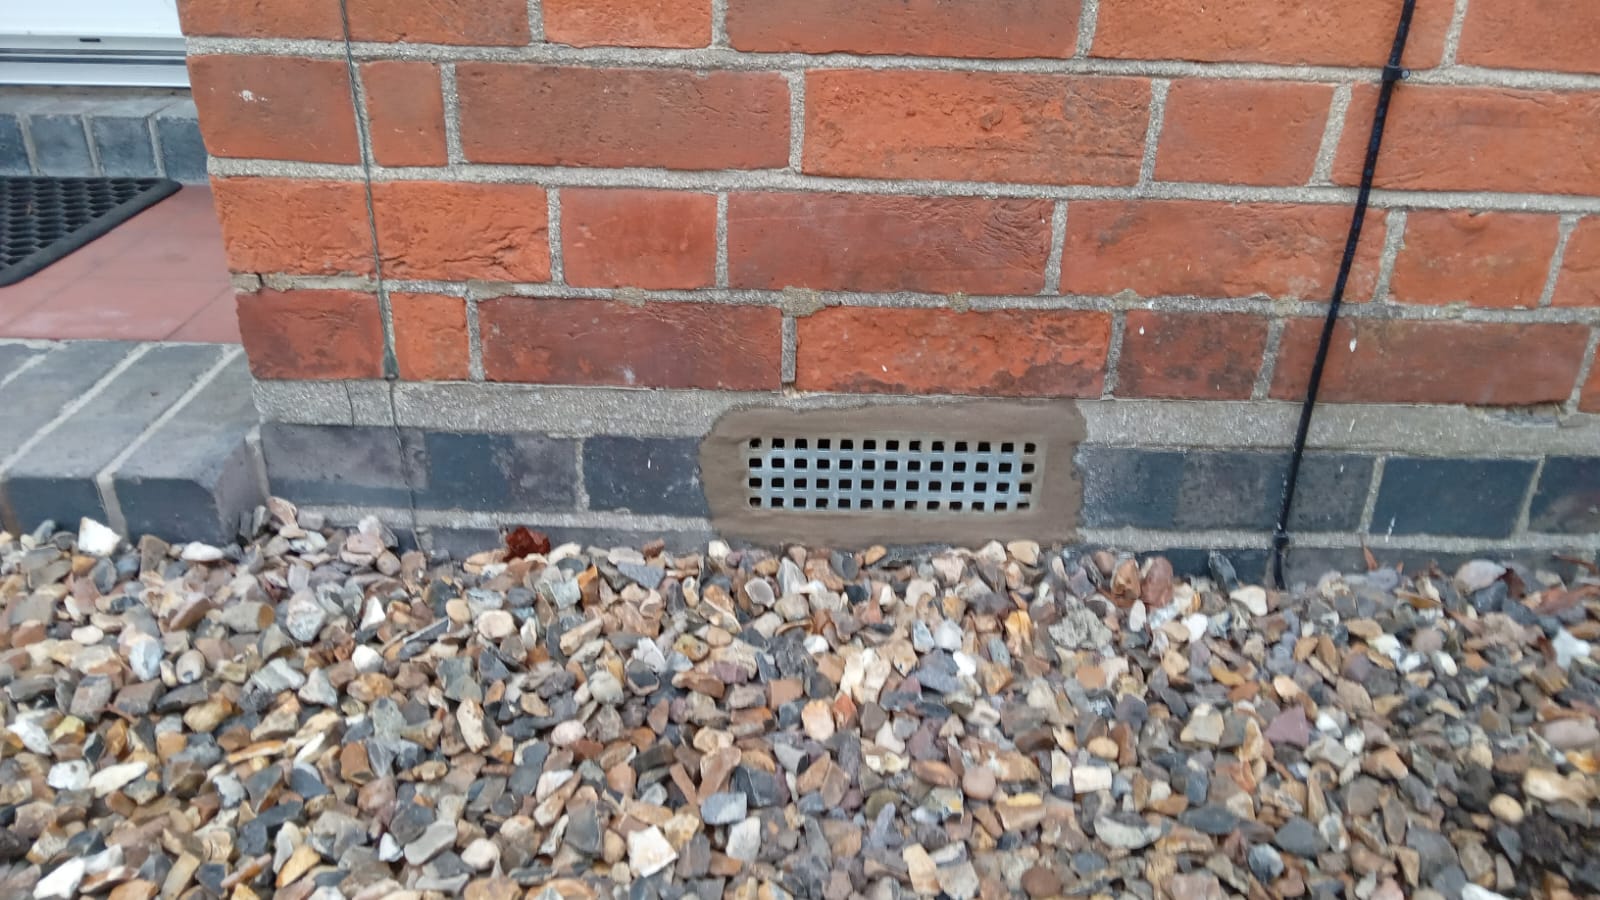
[505,526,550,558]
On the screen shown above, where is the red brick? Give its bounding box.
[1334,85,1600,196]
[346,0,530,44]
[1090,0,1451,66]
[176,0,340,38]
[1154,80,1332,186]
[479,298,781,389]
[1553,219,1600,308]
[1271,319,1590,406]
[545,0,710,47]
[795,307,1111,397]
[371,182,549,282]
[1062,201,1384,301]
[1581,361,1600,414]
[1117,310,1269,399]
[362,62,447,167]
[458,65,788,170]
[728,193,1052,295]
[188,56,360,163]
[805,71,1148,185]
[237,289,384,380]
[727,0,1079,57]
[391,293,469,381]
[1458,0,1600,75]
[1388,211,1560,308]
[561,190,716,290]
[210,177,374,276]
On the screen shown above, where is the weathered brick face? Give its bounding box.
[182,0,1599,418]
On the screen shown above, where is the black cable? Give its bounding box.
[1271,0,1416,589]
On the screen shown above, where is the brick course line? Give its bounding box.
[298,503,714,533]
[0,344,148,476]
[182,37,1600,91]
[94,345,241,536]
[1083,525,1600,555]
[262,276,1600,325]
[204,157,1600,215]
[1538,214,1581,308]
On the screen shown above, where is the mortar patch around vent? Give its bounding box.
[702,401,1085,546]
[744,436,1039,513]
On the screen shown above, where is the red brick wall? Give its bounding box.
[180,0,1600,411]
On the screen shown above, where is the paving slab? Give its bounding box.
[0,341,137,463]
[114,353,264,543]
[1,343,225,530]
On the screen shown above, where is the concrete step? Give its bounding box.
[0,340,264,543]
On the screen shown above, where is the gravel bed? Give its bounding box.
[2,502,1598,900]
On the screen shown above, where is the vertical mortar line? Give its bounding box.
[1357,456,1387,536]
[546,188,565,285]
[711,0,729,48]
[1442,0,1471,65]
[1565,326,1600,413]
[1099,310,1126,399]
[781,316,797,386]
[1251,318,1286,400]
[147,114,168,178]
[465,286,485,381]
[80,114,103,176]
[1511,456,1547,538]
[1074,0,1100,58]
[1136,80,1169,186]
[16,114,40,175]
[440,62,466,166]
[715,193,730,289]
[1041,201,1067,294]
[1371,209,1407,303]
[1310,84,1352,186]
[785,71,805,173]
[95,345,242,537]
[527,0,545,42]
[573,438,590,510]
[1537,214,1579,308]
[245,424,272,510]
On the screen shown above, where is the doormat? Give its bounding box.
[0,176,181,287]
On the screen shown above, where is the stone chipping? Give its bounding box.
[0,502,1598,899]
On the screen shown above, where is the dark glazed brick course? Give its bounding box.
[1369,457,1537,539]
[0,115,28,175]
[1528,457,1600,534]
[261,424,416,508]
[585,437,710,517]
[414,432,579,511]
[1080,448,1373,532]
[90,116,160,177]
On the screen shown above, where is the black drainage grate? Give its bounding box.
[0,176,181,287]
